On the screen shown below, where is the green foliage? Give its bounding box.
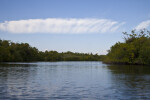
[105,29,150,65]
[0,39,102,62]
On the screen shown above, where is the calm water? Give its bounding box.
[0,62,150,100]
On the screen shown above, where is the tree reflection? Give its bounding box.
[106,65,150,99]
[0,63,38,99]
[106,65,150,75]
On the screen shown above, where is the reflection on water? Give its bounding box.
[106,65,150,100]
[0,62,150,100]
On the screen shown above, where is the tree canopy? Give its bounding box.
[104,29,150,65]
[0,39,102,62]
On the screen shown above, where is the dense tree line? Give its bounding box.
[0,39,102,62]
[103,29,150,65]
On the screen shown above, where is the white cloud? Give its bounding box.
[135,20,150,30]
[0,18,124,34]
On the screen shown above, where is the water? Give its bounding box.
[0,62,150,100]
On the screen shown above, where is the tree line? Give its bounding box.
[0,39,102,62]
[103,29,150,65]
[1,29,150,64]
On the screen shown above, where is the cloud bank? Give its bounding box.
[135,20,150,30]
[0,18,124,34]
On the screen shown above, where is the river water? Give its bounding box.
[0,62,150,100]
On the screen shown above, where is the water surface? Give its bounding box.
[0,62,150,100]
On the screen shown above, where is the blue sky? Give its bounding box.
[0,0,150,54]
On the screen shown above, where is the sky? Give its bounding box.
[0,0,150,54]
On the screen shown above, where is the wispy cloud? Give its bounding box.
[0,18,124,34]
[135,20,150,30]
